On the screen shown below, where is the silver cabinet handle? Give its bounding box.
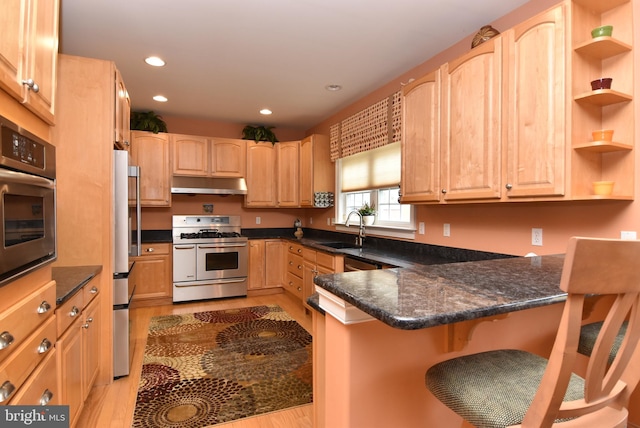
[146,247,154,252]
[0,332,14,350]
[22,78,39,93]
[69,306,80,317]
[37,300,51,314]
[82,317,94,329]
[441,189,447,194]
[505,183,513,190]
[37,338,52,354]
[297,287,302,291]
[90,286,98,294]
[0,381,15,403]
[297,265,302,270]
[39,389,53,405]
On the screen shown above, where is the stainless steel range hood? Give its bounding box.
[171,176,248,195]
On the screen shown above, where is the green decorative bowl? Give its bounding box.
[591,25,613,38]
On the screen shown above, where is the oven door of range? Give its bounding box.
[195,241,248,281]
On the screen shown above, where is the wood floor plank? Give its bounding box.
[75,292,313,428]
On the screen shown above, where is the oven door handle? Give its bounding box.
[174,278,247,287]
[197,243,248,249]
[174,245,196,250]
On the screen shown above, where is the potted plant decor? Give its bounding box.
[358,202,376,225]
[241,125,279,144]
[130,111,168,133]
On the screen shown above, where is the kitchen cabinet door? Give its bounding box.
[440,37,502,201]
[400,70,441,203]
[248,240,266,290]
[211,138,246,177]
[0,0,59,125]
[277,141,300,207]
[245,142,277,207]
[114,69,130,150]
[503,5,566,199]
[82,295,101,398]
[172,134,209,176]
[131,131,171,206]
[131,243,172,305]
[300,134,333,207]
[265,240,284,288]
[58,317,83,427]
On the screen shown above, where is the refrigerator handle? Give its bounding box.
[129,165,142,257]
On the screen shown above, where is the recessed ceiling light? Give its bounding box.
[325,84,342,91]
[153,95,168,102]
[145,56,166,67]
[260,109,272,115]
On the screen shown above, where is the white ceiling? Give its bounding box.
[59,0,530,131]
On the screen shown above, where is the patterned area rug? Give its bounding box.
[132,305,313,427]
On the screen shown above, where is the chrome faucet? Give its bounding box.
[345,210,365,247]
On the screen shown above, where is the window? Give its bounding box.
[337,142,415,235]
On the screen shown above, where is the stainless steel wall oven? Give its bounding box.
[0,116,56,286]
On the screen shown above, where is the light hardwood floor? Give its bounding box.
[76,291,313,428]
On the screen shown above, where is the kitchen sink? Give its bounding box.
[321,242,360,249]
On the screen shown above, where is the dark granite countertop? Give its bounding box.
[52,265,102,306]
[312,255,567,330]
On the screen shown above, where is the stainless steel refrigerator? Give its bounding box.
[113,150,141,378]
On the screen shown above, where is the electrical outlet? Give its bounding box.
[532,228,543,246]
[327,217,331,226]
[418,222,425,235]
[443,223,450,237]
[256,216,261,225]
[310,218,313,225]
[621,231,637,240]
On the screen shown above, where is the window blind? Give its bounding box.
[340,142,401,192]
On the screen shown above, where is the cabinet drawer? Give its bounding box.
[0,280,55,366]
[9,348,59,405]
[287,242,303,256]
[287,253,303,277]
[302,247,316,263]
[316,252,335,271]
[56,291,84,337]
[285,272,303,296]
[141,243,170,256]
[0,315,56,404]
[83,279,100,307]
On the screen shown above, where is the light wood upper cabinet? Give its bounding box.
[503,5,566,199]
[277,141,300,207]
[0,0,59,125]
[172,136,246,178]
[131,131,171,207]
[211,138,246,177]
[300,134,334,207]
[245,141,278,207]
[172,134,208,176]
[400,70,441,203]
[114,69,130,150]
[440,36,503,201]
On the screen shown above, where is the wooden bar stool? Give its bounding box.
[425,237,640,427]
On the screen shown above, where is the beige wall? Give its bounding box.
[306,0,640,257]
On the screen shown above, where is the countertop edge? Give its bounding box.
[53,265,103,305]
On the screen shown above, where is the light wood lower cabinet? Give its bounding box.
[0,278,56,405]
[248,239,284,291]
[130,243,172,305]
[56,275,101,428]
[302,248,343,311]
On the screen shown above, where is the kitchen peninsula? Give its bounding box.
[309,255,622,427]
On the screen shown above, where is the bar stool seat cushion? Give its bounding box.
[578,321,627,364]
[426,349,585,428]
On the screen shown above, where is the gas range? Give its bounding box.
[172,215,249,303]
[172,215,247,244]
